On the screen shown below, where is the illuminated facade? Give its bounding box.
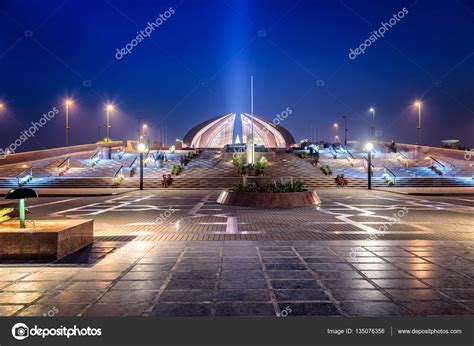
[183,113,295,148]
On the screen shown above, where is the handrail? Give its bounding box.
[89,150,99,161]
[116,148,125,160]
[363,156,375,169]
[129,156,138,168]
[113,165,124,178]
[383,165,396,178]
[57,156,70,168]
[144,149,150,160]
[430,156,445,168]
[346,150,355,159]
[330,146,337,156]
[16,168,33,186]
[398,151,408,159]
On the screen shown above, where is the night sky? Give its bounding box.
[0,0,473,152]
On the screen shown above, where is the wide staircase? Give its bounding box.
[0,147,472,190]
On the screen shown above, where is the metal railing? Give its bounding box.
[430,156,445,168]
[398,151,408,159]
[89,151,100,167]
[16,168,33,186]
[383,165,397,185]
[57,157,70,176]
[144,149,151,160]
[129,156,138,168]
[363,156,375,169]
[113,165,124,178]
[116,148,125,160]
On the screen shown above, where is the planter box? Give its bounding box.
[0,219,93,259]
[217,190,321,208]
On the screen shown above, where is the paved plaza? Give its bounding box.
[0,189,473,317]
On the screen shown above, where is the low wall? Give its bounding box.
[0,141,125,166]
[217,190,321,208]
[381,142,469,161]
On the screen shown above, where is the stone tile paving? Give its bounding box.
[0,241,472,317]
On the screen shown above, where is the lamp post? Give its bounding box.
[342,116,348,146]
[333,123,339,143]
[369,108,375,137]
[414,101,422,145]
[4,187,38,228]
[143,124,148,144]
[65,100,72,146]
[106,104,114,141]
[248,75,255,165]
[137,143,146,190]
[365,142,374,190]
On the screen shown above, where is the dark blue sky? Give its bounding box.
[1,0,473,151]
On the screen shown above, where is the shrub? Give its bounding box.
[232,154,247,175]
[298,152,309,159]
[256,156,268,176]
[320,164,332,176]
[171,164,181,175]
[233,180,305,193]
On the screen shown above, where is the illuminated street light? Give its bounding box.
[365,142,374,190]
[369,107,375,137]
[414,101,422,145]
[0,103,4,109]
[142,124,148,141]
[65,99,73,146]
[106,104,114,140]
[333,123,339,143]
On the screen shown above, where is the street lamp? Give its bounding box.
[65,99,73,146]
[137,142,146,190]
[414,101,422,145]
[143,124,148,139]
[369,108,375,137]
[5,187,38,228]
[333,123,339,143]
[365,142,374,190]
[106,104,114,141]
[342,116,348,146]
[0,103,4,109]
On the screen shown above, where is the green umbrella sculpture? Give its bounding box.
[4,187,38,228]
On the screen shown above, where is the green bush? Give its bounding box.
[233,180,305,193]
[320,164,332,176]
[171,164,181,175]
[232,154,247,175]
[255,156,268,174]
[298,152,309,159]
